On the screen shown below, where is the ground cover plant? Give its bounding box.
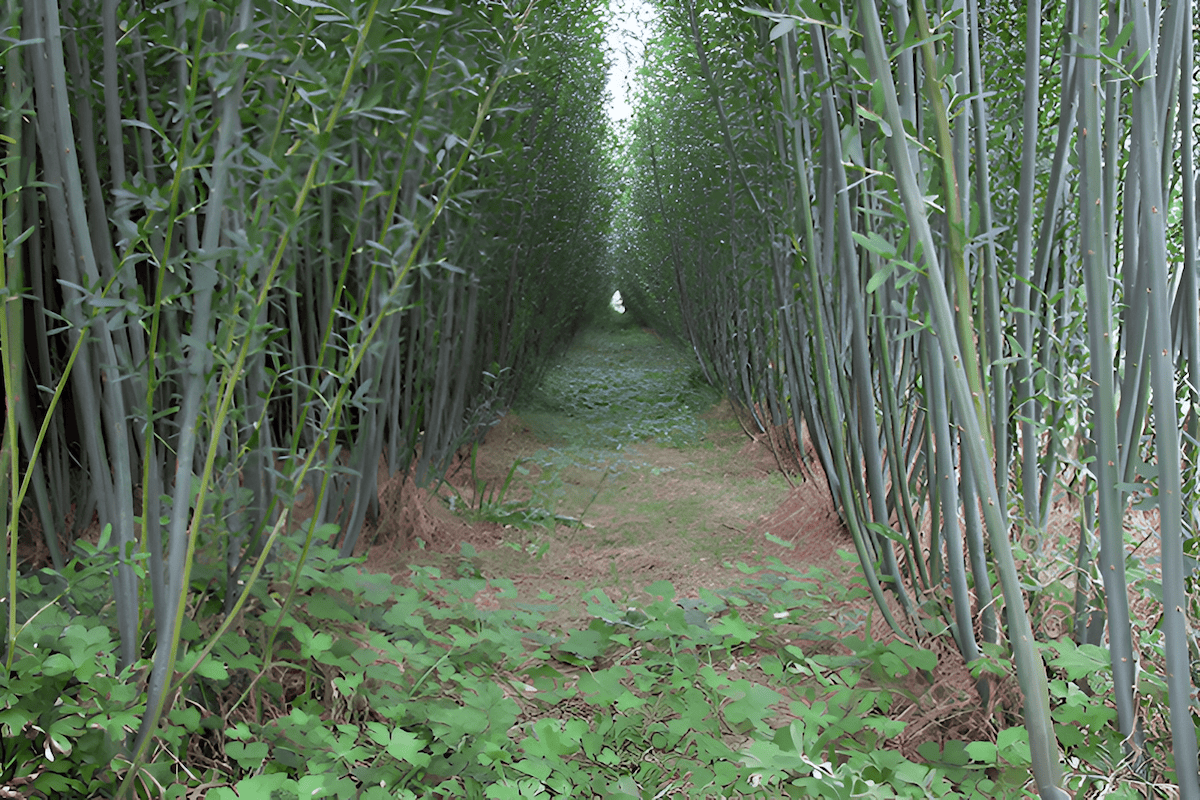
[516,317,722,450]
[430,320,795,577]
[2,313,1182,797]
[0,535,1014,797]
[9,526,1176,797]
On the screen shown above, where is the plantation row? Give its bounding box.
[614,0,1200,796]
[1,0,616,792]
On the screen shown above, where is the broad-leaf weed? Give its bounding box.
[1,541,1166,797]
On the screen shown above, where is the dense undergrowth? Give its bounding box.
[5,0,1194,795]
[4,527,1173,798]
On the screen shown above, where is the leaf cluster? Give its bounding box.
[3,539,1160,798]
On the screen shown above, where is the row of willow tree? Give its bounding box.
[0,0,614,781]
[614,0,1199,797]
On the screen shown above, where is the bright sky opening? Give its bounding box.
[604,0,655,125]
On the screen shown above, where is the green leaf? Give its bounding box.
[865,261,898,294]
[852,230,897,259]
[995,726,1031,766]
[965,740,996,762]
[385,729,431,767]
[576,666,626,705]
[1047,641,1109,681]
[168,706,202,731]
[40,653,75,676]
[188,652,229,681]
[711,614,757,644]
[855,102,892,137]
[554,626,610,664]
[769,19,795,40]
[226,740,270,770]
[529,719,579,757]
[865,521,907,545]
[301,632,334,657]
[231,775,298,796]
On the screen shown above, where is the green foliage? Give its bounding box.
[5,0,1197,795]
[615,0,1200,794]
[3,0,616,792]
[516,326,722,449]
[0,579,133,795]
[440,443,585,536]
[6,535,1179,797]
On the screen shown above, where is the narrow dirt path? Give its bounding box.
[355,322,1004,786]
[368,318,854,626]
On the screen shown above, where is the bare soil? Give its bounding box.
[360,321,858,626]
[363,398,857,628]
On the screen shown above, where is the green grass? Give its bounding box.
[515,325,722,451]
[449,322,791,575]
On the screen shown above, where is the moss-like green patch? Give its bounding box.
[515,326,722,450]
